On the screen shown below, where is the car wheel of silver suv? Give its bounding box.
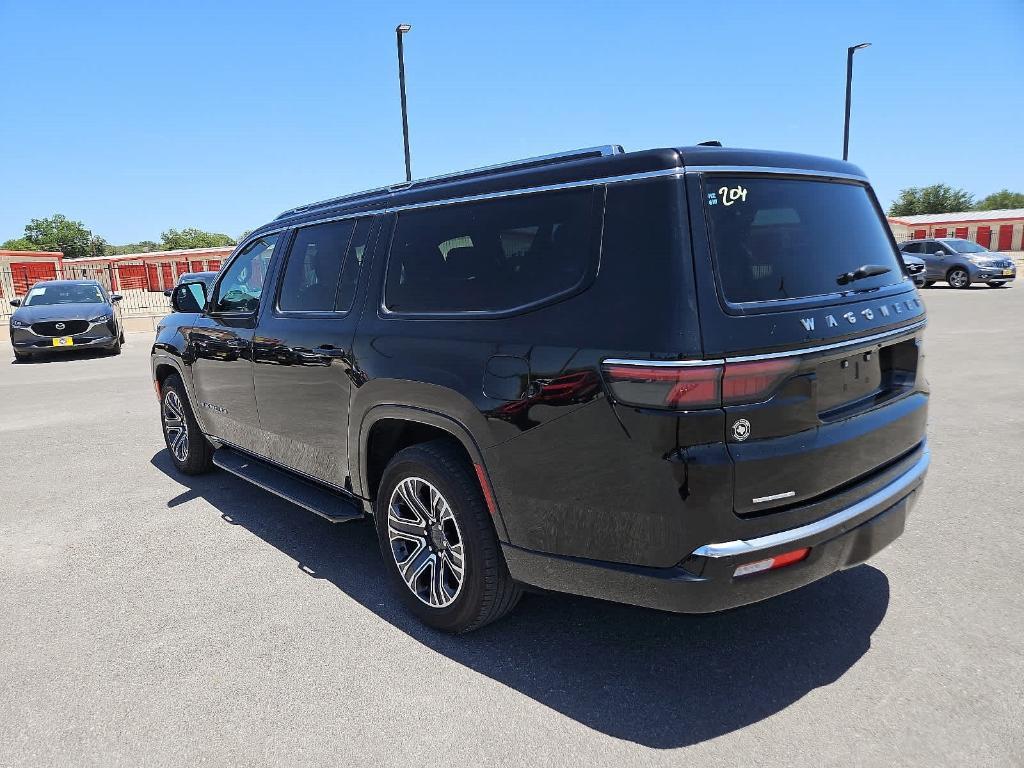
[947,267,971,289]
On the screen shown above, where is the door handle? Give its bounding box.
[314,344,346,358]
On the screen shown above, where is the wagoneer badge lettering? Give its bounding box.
[800,298,921,332]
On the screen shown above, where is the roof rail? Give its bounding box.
[276,144,625,220]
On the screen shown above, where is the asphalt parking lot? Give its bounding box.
[1,284,1022,767]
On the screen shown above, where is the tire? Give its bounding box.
[988,281,1006,288]
[119,330,126,344]
[923,280,935,288]
[14,350,31,363]
[108,336,122,356]
[160,374,214,474]
[947,268,971,289]
[375,439,521,633]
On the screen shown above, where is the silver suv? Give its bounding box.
[899,238,1016,289]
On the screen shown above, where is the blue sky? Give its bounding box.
[1,0,1021,244]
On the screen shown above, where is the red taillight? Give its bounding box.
[601,357,797,410]
[721,358,799,405]
[733,547,810,577]
[601,364,722,409]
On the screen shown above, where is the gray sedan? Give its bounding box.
[899,238,1016,289]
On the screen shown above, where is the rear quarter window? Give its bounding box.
[703,176,905,303]
[383,188,599,314]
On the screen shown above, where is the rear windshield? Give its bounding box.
[703,176,904,303]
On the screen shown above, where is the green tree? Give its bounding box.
[888,185,975,217]
[160,228,235,250]
[3,213,97,258]
[1,236,39,251]
[976,189,1024,211]
[109,240,160,255]
[88,235,110,259]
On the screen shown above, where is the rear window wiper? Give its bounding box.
[836,264,892,285]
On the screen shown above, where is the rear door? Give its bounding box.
[920,240,947,280]
[252,217,377,487]
[687,171,927,518]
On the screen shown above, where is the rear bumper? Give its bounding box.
[503,444,928,613]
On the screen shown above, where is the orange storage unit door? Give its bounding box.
[997,224,1014,250]
[147,264,160,291]
[934,227,947,238]
[976,226,991,248]
[954,226,968,239]
[10,261,57,295]
[117,263,147,290]
[190,260,205,272]
[160,263,174,290]
[913,229,927,239]
[207,260,221,270]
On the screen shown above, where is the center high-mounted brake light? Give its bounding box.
[601,357,798,410]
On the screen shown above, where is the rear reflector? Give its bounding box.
[474,463,498,517]
[733,547,810,578]
[601,357,798,410]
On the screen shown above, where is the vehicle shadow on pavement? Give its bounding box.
[152,450,890,750]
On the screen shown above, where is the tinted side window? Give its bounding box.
[900,242,921,254]
[336,218,374,312]
[214,234,279,313]
[278,220,355,311]
[384,188,597,314]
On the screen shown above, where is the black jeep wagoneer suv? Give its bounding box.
[153,144,929,632]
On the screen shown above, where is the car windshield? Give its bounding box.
[942,239,987,253]
[24,284,105,306]
[704,176,904,303]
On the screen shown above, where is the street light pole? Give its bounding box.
[396,23,413,182]
[843,42,871,161]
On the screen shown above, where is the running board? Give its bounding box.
[213,447,364,523]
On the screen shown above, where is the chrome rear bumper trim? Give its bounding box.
[691,445,929,559]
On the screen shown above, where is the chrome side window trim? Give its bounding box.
[686,165,869,182]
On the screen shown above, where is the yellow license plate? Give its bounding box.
[52,336,74,347]
[1004,269,1014,276]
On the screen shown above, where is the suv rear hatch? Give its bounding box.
[687,170,928,517]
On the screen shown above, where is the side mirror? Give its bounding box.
[10,298,21,307]
[172,281,208,313]
[934,250,945,257]
[164,289,172,297]
[110,294,123,303]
